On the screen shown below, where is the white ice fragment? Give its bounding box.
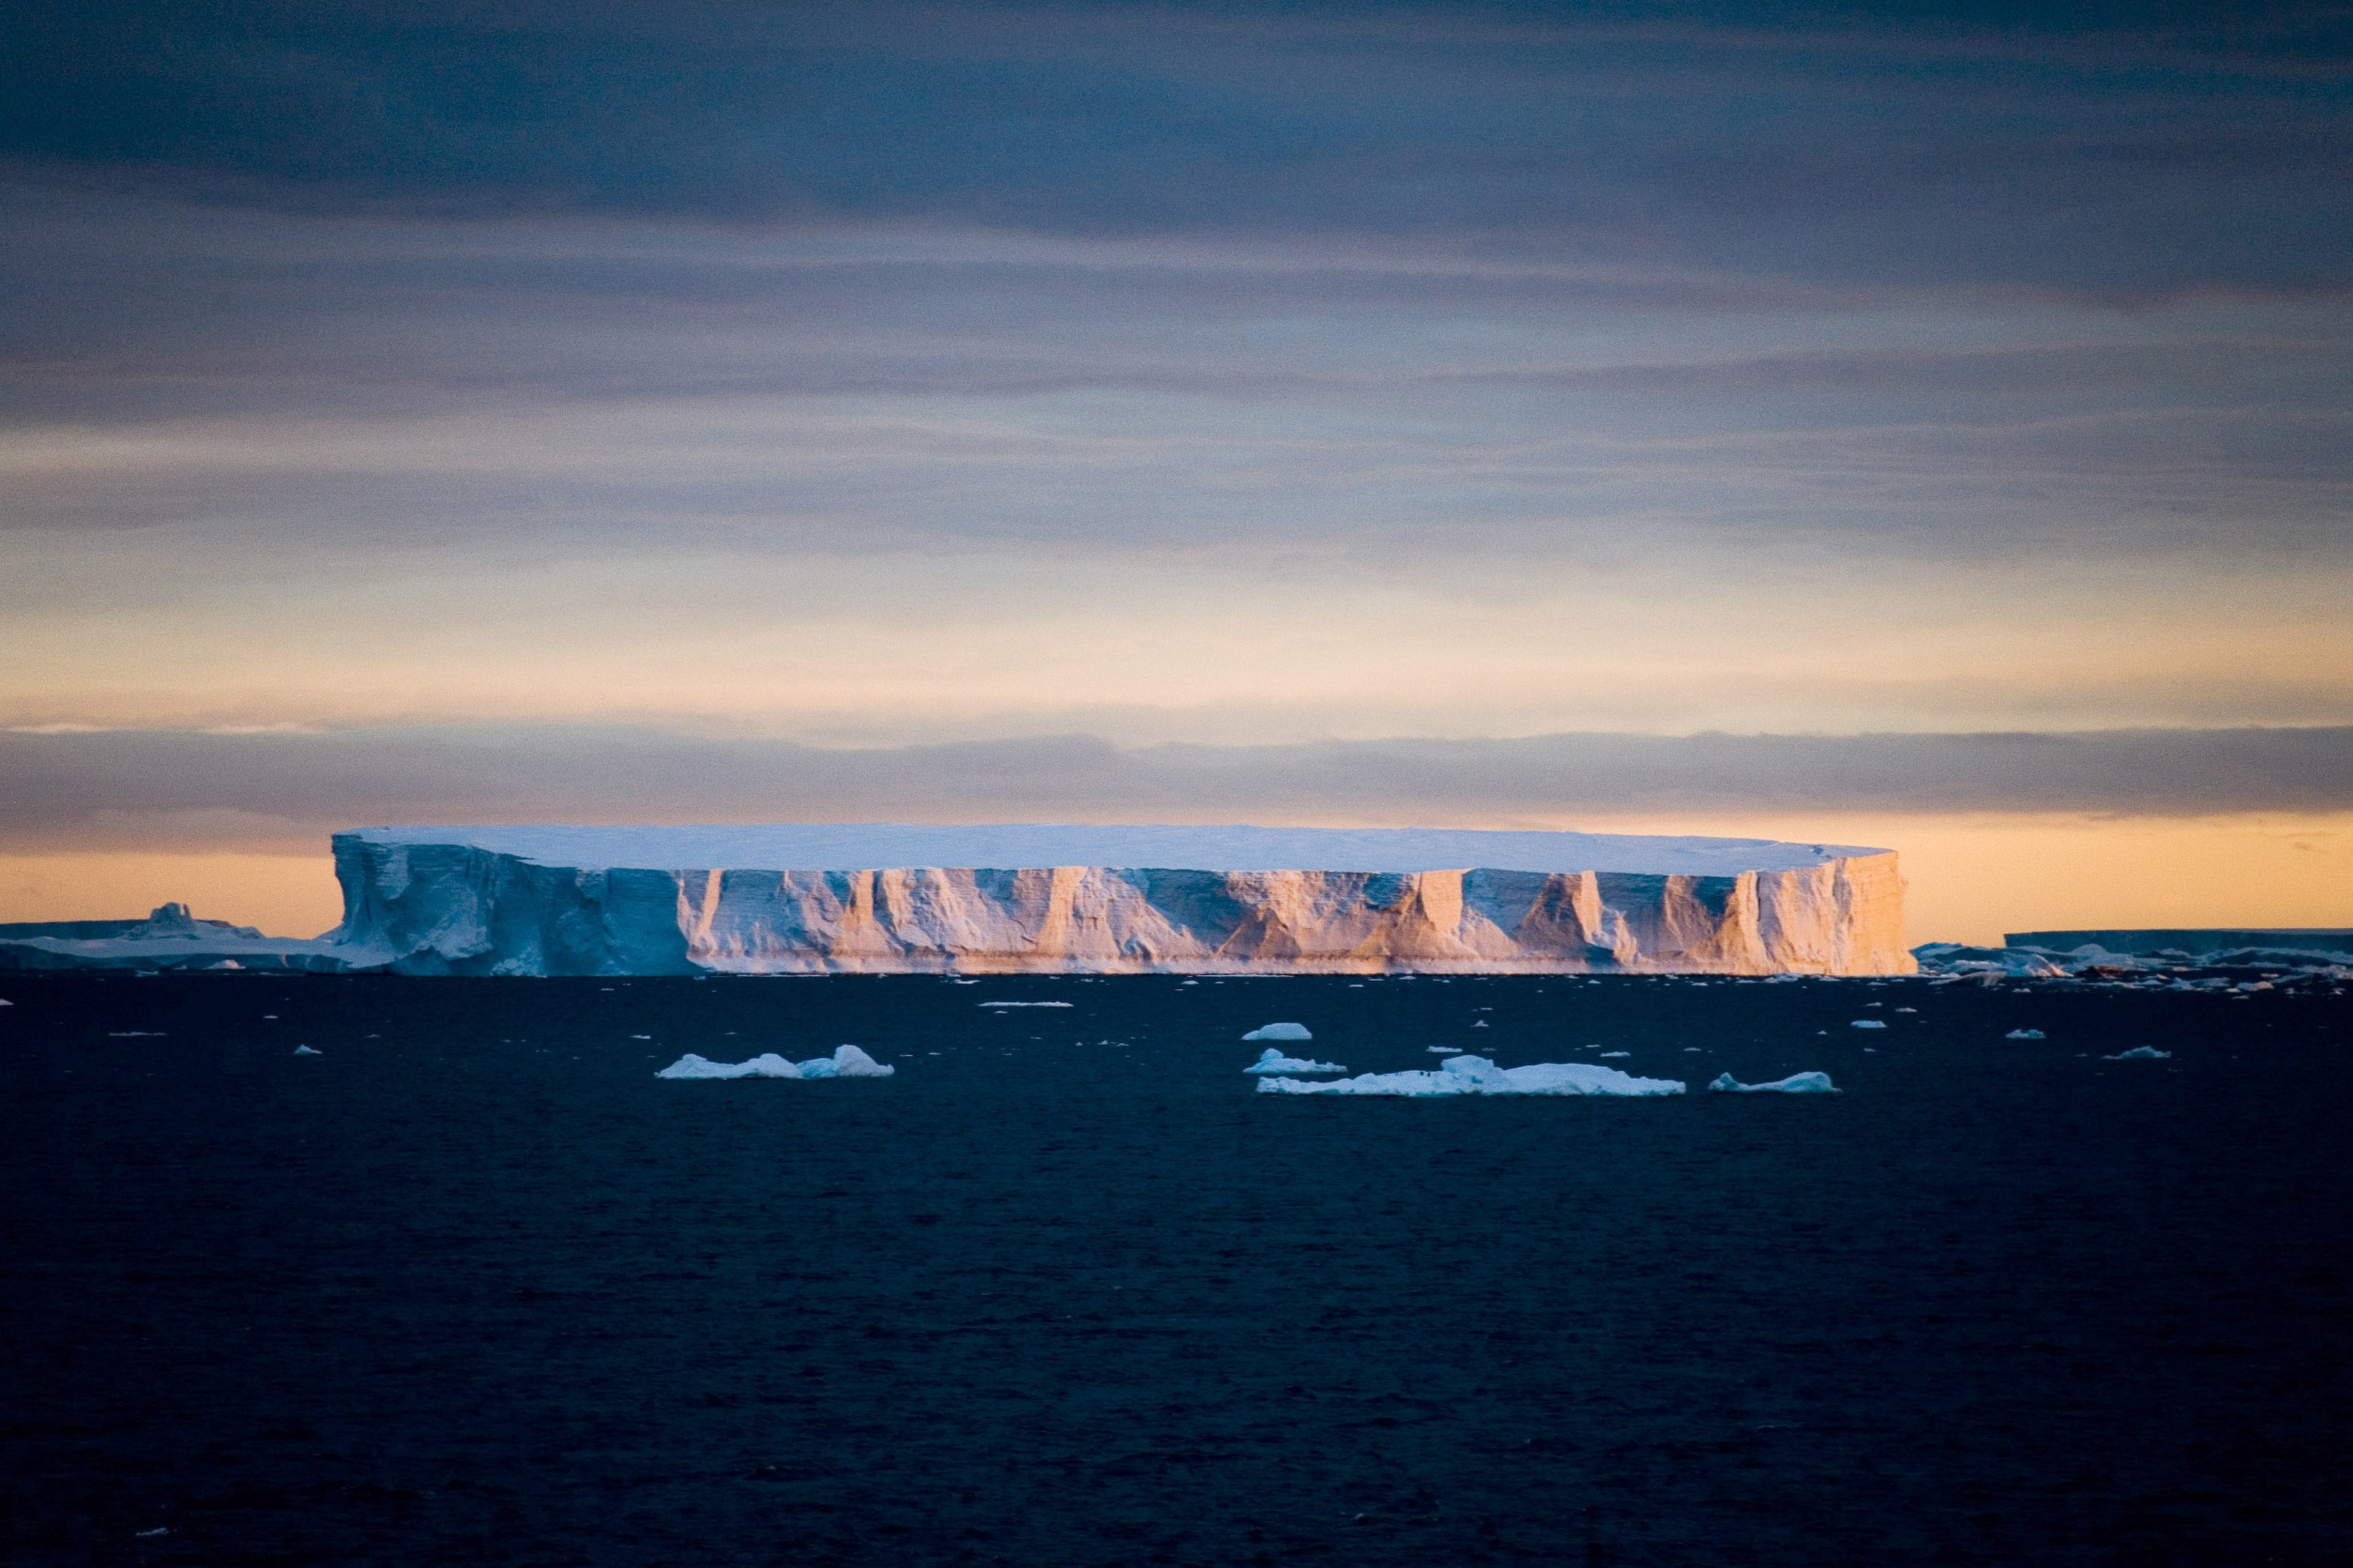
[1,997,15,1004]
[294,1045,322,1055]
[1600,1050,1629,1057]
[1257,1054,1683,1097]
[1241,1021,1313,1042]
[1427,1046,1464,1054]
[1850,1019,1888,1029]
[657,1045,894,1080]
[2005,1029,2046,1040]
[979,1000,1074,1008]
[1470,1019,1489,1029]
[1245,1047,1346,1074]
[2104,1047,2171,1060]
[1708,1071,1839,1094]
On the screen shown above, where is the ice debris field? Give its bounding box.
[1709,1071,1840,1094]
[1256,1054,1688,1096]
[657,1045,895,1080]
[649,1038,1827,1099]
[1245,1048,1347,1074]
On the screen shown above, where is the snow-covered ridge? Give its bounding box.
[328,822,1913,977]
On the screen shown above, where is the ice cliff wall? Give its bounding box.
[329,824,1913,977]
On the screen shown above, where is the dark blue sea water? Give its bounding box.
[4,972,2349,1566]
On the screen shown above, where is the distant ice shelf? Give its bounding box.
[318,822,1914,977]
[0,904,384,975]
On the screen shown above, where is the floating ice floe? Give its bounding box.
[1850,1019,1887,1029]
[1470,1019,1489,1028]
[657,1045,895,1080]
[2005,1029,2046,1040]
[2104,1047,2171,1061]
[979,1000,1073,1008]
[1427,1046,1464,1054]
[1707,1071,1838,1094]
[1245,1047,1346,1074]
[294,1045,322,1055]
[1257,1054,1683,1096]
[1600,1050,1629,1058]
[1241,1021,1313,1042]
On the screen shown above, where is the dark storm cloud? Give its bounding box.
[4,725,2347,851]
[7,0,2350,296]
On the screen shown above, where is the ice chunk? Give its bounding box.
[1241,1022,1313,1042]
[1600,1050,1629,1058]
[1257,1054,1683,1096]
[1427,1046,1463,1054]
[1245,1047,1346,1074]
[657,1045,894,1080]
[2103,1047,2171,1060]
[1707,1071,1838,1094]
[978,1000,1073,1008]
[1470,1019,1489,1029]
[1850,1019,1887,1029]
[2005,1029,2046,1040]
[294,1045,322,1056]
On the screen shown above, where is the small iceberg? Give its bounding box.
[2005,1029,2046,1040]
[1708,1071,1838,1094]
[657,1045,895,1080]
[1427,1046,1464,1054]
[293,1045,322,1056]
[1245,1047,1345,1074]
[1850,1019,1887,1030]
[2104,1047,2171,1061]
[1257,1054,1683,1097]
[1241,1021,1313,1042]
[978,1000,1072,1008]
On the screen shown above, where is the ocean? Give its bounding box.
[5,971,2348,1566]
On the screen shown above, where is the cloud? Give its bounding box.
[4,2,2349,296]
[3,724,2347,851]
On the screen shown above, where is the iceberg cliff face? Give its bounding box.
[329,824,1913,977]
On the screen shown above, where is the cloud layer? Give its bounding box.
[5,725,2346,853]
[3,1,2348,753]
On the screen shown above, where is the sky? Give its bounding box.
[3,0,2349,943]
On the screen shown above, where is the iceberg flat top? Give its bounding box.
[344,823,1888,875]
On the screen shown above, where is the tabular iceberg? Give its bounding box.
[325,823,1913,978]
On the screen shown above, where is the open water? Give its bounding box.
[4,971,2349,1566]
